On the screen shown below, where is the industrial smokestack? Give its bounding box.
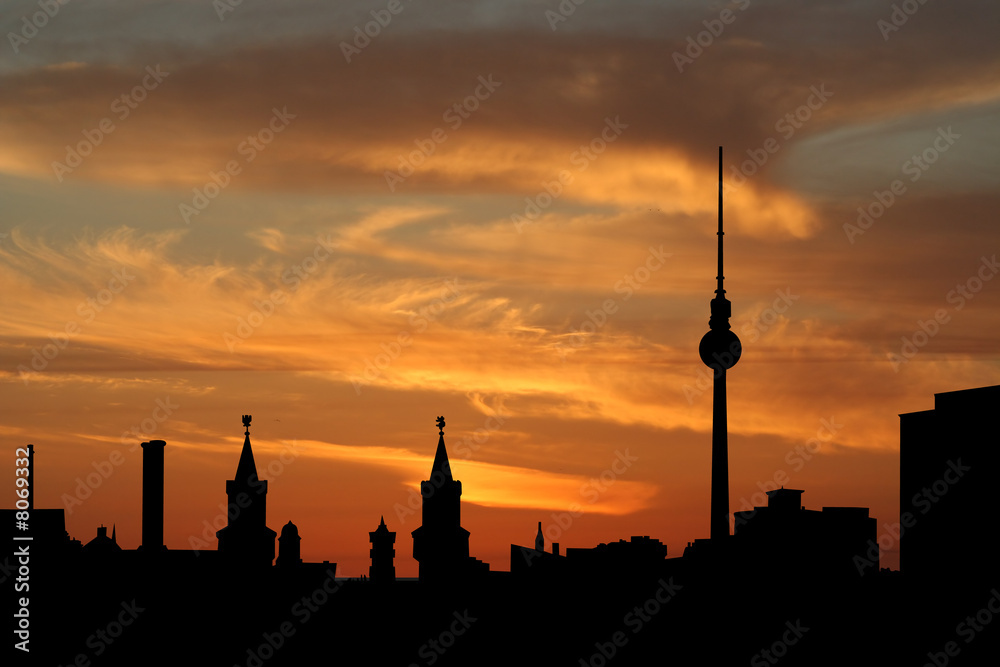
[140,440,166,552]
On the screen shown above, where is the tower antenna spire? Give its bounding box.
[717,145,725,297]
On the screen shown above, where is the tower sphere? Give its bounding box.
[699,328,742,371]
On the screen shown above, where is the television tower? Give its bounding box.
[698,147,742,542]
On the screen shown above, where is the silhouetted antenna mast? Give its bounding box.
[717,146,725,297]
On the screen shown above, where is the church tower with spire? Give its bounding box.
[411,416,474,583]
[216,415,277,567]
[698,147,742,543]
[369,516,396,583]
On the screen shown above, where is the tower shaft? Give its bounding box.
[711,369,730,541]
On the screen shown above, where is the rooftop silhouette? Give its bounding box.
[8,384,996,665]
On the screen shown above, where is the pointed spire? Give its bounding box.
[235,414,258,482]
[112,524,117,544]
[430,424,453,482]
[373,515,392,534]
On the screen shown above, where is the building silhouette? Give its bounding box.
[277,520,302,568]
[729,487,877,579]
[900,384,997,586]
[83,524,122,556]
[216,415,277,567]
[369,516,396,583]
[411,416,488,583]
[510,521,565,578]
[2,444,80,559]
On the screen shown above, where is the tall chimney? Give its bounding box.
[140,440,166,552]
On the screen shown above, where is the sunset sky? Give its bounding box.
[2,0,998,576]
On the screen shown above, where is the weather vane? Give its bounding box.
[436,416,445,435]
[242,414,252,435]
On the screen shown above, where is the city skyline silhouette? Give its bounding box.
[5,382,999,665]
[4,146,998,665]
[2,1,999,664]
